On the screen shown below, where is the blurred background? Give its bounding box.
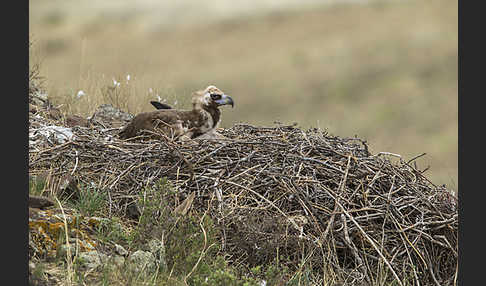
[29,0,457,191]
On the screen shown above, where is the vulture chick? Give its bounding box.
[119,85,234,140]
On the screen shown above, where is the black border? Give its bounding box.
[8,0,29,283]
[458,0,476,285]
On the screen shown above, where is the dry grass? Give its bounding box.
[29,0,457,189]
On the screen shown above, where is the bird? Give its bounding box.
[119,85,234,140]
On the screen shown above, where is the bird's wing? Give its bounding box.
[150,101,172,110]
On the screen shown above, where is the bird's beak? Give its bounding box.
[215,94,234,108]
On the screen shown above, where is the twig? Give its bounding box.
[70,150,79,175]
[326,188,404,286]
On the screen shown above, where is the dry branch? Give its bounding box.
[29,110,458,285]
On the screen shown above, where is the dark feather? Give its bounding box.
[150,101,172,110]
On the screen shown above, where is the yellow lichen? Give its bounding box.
[29,209,101,257]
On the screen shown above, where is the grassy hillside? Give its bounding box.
[29,0,457,190]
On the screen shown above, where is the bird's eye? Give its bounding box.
[210,94,221,100]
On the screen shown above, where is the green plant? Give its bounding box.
[30,262,47,282]
[71,185,107,216]
[127,178,262,285]
[29,177,46,196]
[95,216,129,245]
[128,178,175,248]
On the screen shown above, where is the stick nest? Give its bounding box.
[29,107,457,285]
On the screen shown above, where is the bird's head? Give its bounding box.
[192,85,234,110]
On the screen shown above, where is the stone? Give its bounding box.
[35,125,75,144]
[77,251,108,270]
[91,104,133,128]
[28,195,55,209]
[127,250,156,275]
[147,239,167,271]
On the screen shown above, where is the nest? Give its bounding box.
[29,108,457,285]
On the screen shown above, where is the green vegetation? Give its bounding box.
[53,178,302,285]
[94,216,128,246]
[71,185,108,216]
[29,176,46,196]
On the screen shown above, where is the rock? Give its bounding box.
[127,250,156,275]
[91,104,133,128]
[31,125,75,145]
[28,195,55,209]
[114,243,128,256]
[147,239,167,271]
[56,239,96,259]
[77,251,108,270]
